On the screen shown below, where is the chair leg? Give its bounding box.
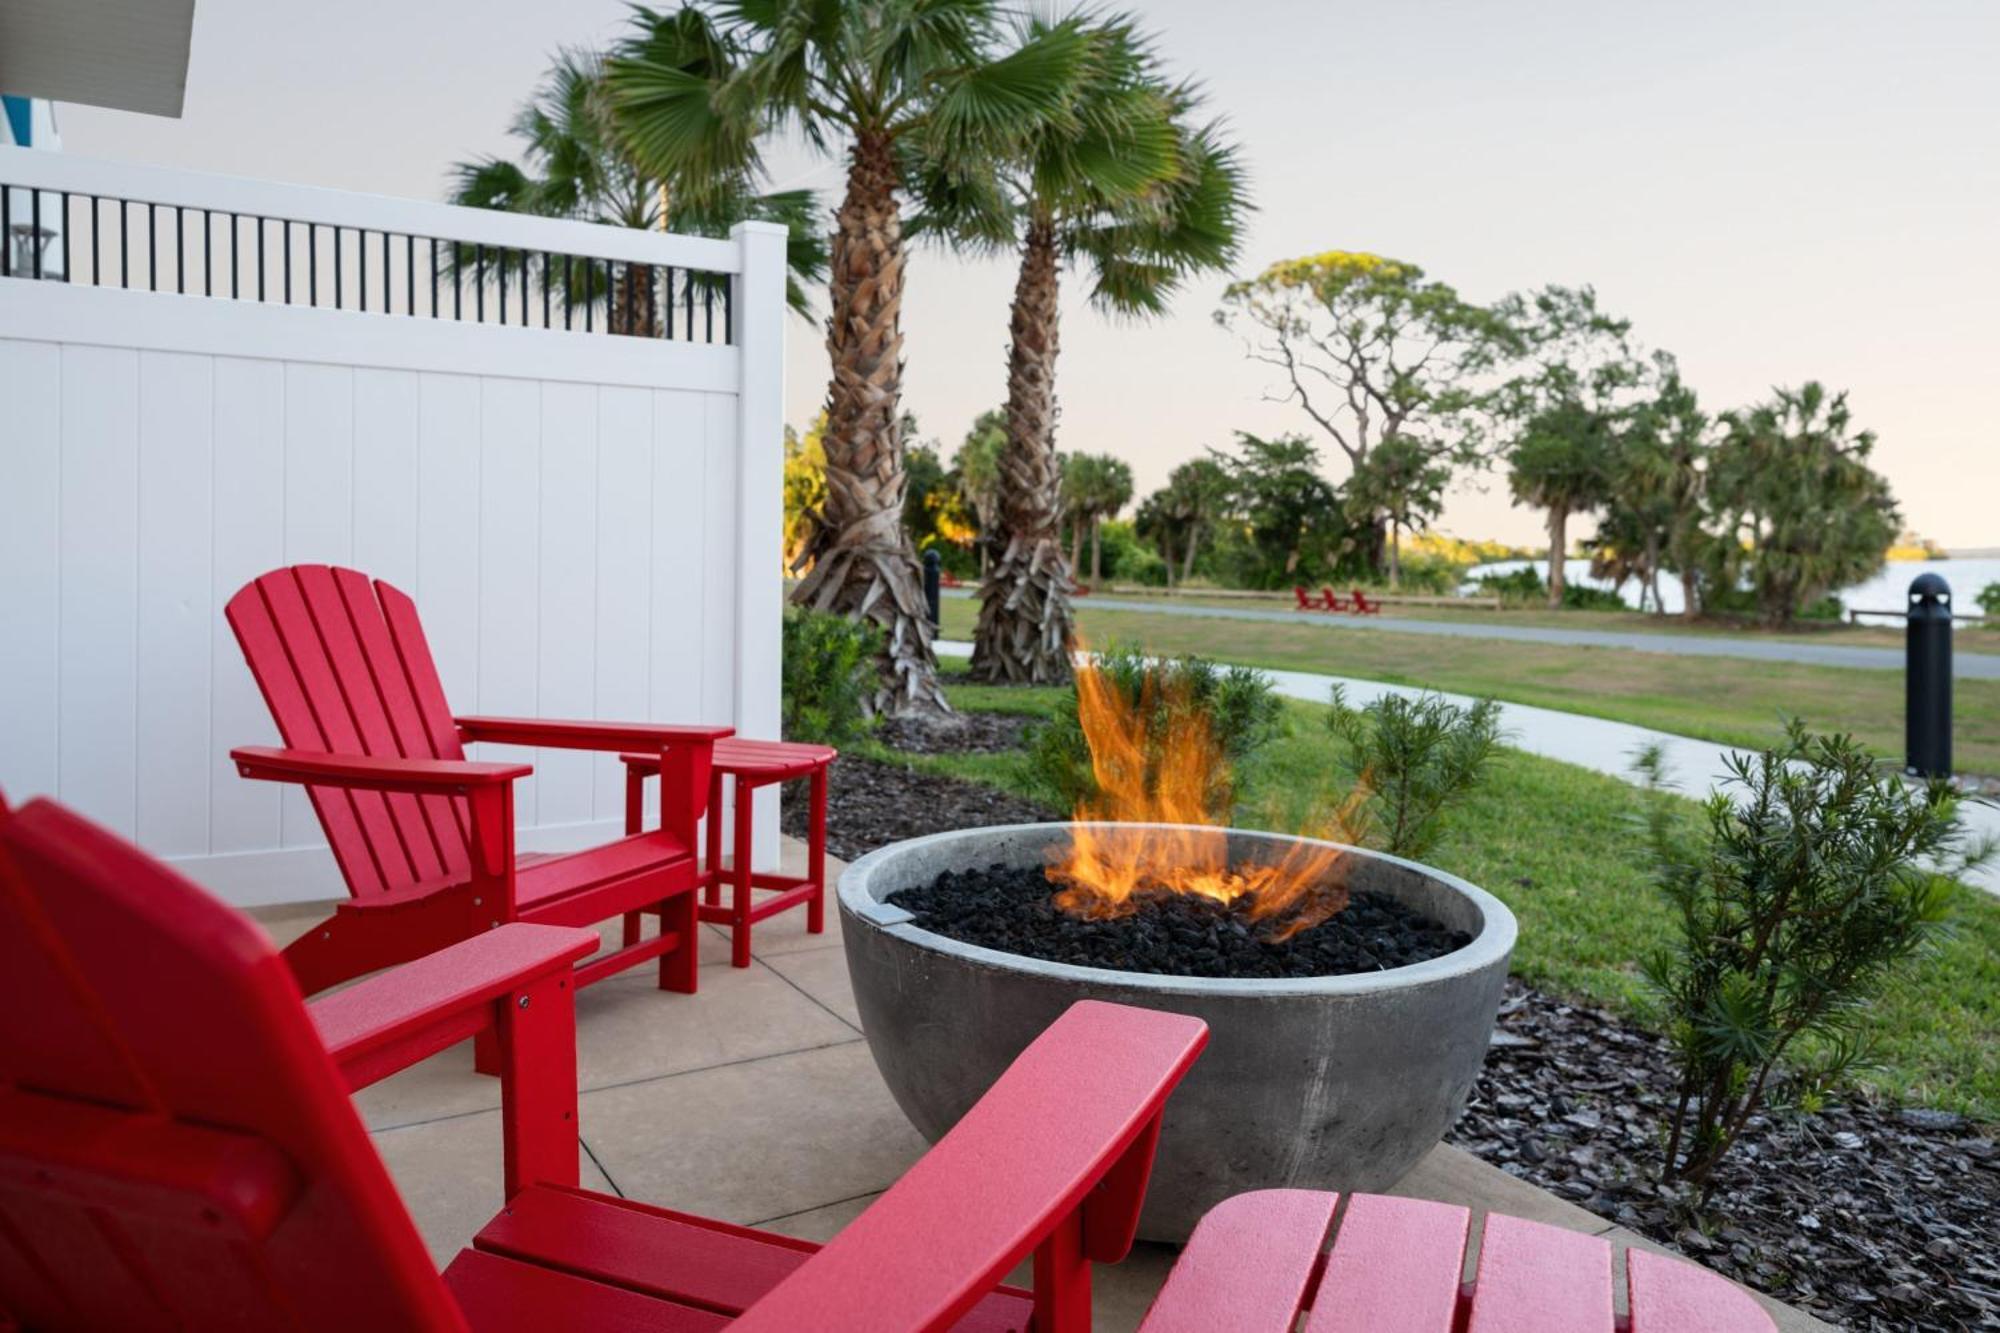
[659,887,699,994]
[473,1025,502,1077]
[702,768,725,909]
[807,766,827,935]
[730,775,753,969]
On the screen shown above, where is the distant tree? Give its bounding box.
[953,410,1007,575]
[1708,383,1899,626]
[1508,403,1619,607]
[782,414,828,571]
[917,17,1248,684]
[450,46,825,332]
[1137,457,1233,585]
[1342,437,1452,589]
[1216,252,1516,570]
[608,1,1097,713]
[1060,453,1136,583]
[1494,286,1641,607]
[1598,356,1711,617]
[1213,432,1344,587]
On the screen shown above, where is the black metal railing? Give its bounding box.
[0,182,734,345]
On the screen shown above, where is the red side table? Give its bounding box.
[622,739,835,969]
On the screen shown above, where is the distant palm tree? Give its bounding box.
[953,410,1007,576]
[450,46,826,336]
[917,17,1248,682]
[1159,457,1232,586]
[1508,401,1618,607]
[606,3,1095,715]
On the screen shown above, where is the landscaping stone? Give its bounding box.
[1450,979,2000,1332]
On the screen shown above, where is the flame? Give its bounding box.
[1047,654,1358,939]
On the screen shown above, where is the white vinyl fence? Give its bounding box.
[0,147,786,905]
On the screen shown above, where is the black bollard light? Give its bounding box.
[923,548,942,632]
[1905,573,1952,778]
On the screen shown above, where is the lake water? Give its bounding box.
[1462,557,2000,626]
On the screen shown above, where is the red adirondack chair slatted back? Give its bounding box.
[227,566,475,901]
[0,796,462,1332]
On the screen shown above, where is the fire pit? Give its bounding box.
[838,821,1516,1240]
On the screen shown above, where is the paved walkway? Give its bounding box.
[948,590,2000,678]
[936,640,2000,899]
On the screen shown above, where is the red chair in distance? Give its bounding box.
[0,791,1209,1332]
[1319,588,1349,612]
[1350,588,1382,615]
[225,565,726,1002]
[1293,586,1322,612]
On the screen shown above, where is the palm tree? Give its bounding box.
[1084,455,1134,584]
[1160,457,1230,585]
[1507,401,1617,607]
[449,47,826,334]
[606,3,1095,715]
[953,410,1007,575]
[921,17,1247,683]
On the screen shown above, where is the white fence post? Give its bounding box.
[731,221,788,868]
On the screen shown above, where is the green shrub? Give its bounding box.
[781,608,880,746]
[1561,582,1627,611]
[1096,520,1169,586]
[1977,582,2000,617]
[1325,688,1503,858]
[1472,565,1549,606]
[1635,724,1990,1195]
[1385,551,1469,595]
[1027,646,1282,816]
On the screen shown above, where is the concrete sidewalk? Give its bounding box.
[936,639,2000,898]
[251,835,1830,1332]
[948,588,2000,678]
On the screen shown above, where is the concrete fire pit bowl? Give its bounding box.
[838,822,1517,1241]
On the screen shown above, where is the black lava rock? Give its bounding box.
[887,861,1470,979]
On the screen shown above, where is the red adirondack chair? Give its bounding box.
[1319,587,1349,612]
[1350,588,1382,615]
[1293,586,1322,611]
[1141,1189,1776,1331]
[225,565,727,1001]
[0,791,1208,1331]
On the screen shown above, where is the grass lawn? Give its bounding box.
[877,685,2000,1120]
[938,598,2000,775]
[1077,586,1927,650]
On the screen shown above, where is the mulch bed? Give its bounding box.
[777,751,1058,864]
[1450,981,2000,1331]
[890,866,1468,978]
[794,709,2000,1330]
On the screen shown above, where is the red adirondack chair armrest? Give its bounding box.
[455,717,729,844]
[731,1001,1209,1333]
[452,717,732,751]
[231,746,528,897]
[310,922,600,1197]
[230,746,532,793]
[310,922,599,1087]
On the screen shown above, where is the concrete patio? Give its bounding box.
[250,837,1829,1332]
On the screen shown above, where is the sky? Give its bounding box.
[55,0,2000,548]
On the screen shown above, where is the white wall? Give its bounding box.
[0,149,785,905]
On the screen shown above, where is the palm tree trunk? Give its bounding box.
[1068,518,1084,579]
[972,216,1075,684]
[1182,526,1200,584]
[790,133,946,715]
[1388,521,1401,589]
[1681,567,1700,620]
[1547,505,1569,609]
[1090,518,1103,584]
